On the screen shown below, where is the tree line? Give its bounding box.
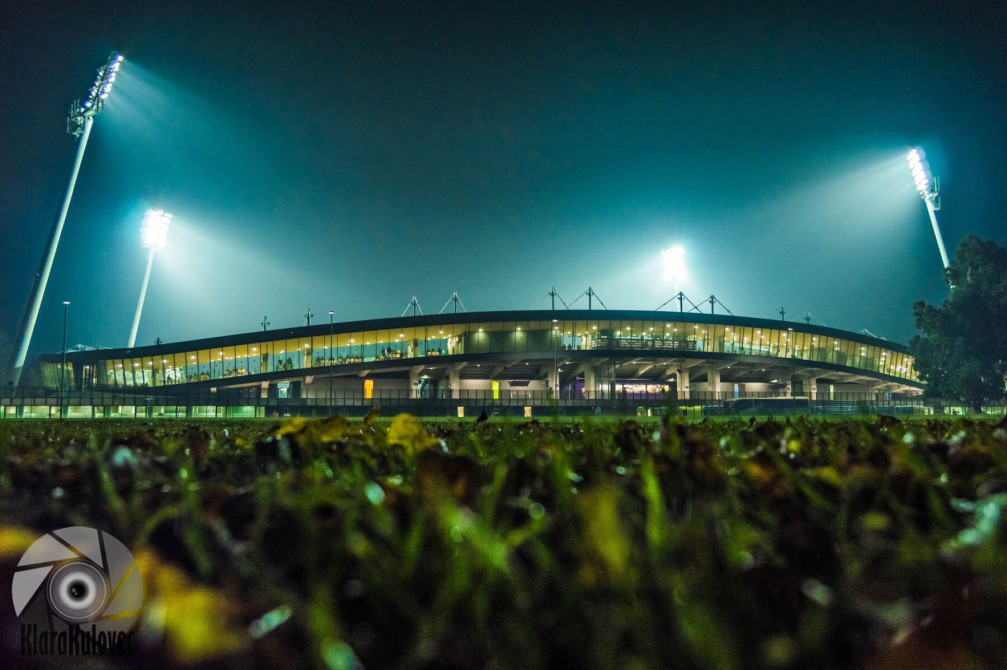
[911,235,1007,412]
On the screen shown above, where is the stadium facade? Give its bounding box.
[22,309,922,418]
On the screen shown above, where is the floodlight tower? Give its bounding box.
[10,52,123,385]
[907,147,950,270]
[127,210,172,348]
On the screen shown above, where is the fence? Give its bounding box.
[1,386,1003,419]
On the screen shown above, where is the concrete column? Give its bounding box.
[792,373,818,399]
[449,366,460,399]
[677,369,690,401]
[409,366,421,399]
[546,366,558,398]
[707,365,721,401]
[583,365,596,400]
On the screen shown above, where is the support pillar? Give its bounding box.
[583,365,597,400]
[449,367,460,399]
[409,366,422,399]
[546,366,559,398]
[792,373,817,399]
[707,365,721,401]
[677,369,690,401]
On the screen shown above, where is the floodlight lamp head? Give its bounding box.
[661,245,687,283]
[67,51,123,137]
[907,147,938,202]
[141,209,172,250]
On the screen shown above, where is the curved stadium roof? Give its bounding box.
[40,310,921,396]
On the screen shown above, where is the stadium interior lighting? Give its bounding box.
[128,209,172,348]
[10,51,123,386]
[907,147,950,271]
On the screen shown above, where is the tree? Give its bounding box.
[910,235,1007,412]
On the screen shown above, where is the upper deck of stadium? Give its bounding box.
[39,309,921,402]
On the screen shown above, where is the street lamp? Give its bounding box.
[553,319,559,400]
[10,52,123,385]
[907,147,950,271]
[128,209,172,347]
[60,301,70,418]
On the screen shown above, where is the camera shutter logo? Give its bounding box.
[12,527,143,640]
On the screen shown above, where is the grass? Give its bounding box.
[1,413,1006,669]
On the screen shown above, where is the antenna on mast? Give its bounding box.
[439,292,467,314]
[401,297,423,317]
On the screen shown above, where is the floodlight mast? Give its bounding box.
[128,210,172,348]
[907,148,950,270]
[9,52,123,385]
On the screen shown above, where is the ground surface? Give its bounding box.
[0,413,1005,669]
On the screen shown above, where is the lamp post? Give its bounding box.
[11,52,123,385]
[907,148,951,271]
[60,301,70,418]
[328,310,334,414]
[553,319,559,400]
[128,209,172,348]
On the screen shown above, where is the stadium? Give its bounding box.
[21,308,922,418]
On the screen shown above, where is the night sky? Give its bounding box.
[2,1,1005,365]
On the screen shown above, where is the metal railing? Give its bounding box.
[2,386,1002,419]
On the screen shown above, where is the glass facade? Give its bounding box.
[40,312,919,390]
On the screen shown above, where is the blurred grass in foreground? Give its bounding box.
[0,413,1005,669]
